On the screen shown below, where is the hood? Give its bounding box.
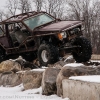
[37,21,82,32]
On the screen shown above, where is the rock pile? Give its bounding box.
[0,56,40,87]
[0,55,100,100]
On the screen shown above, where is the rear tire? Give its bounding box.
[38,43,59,66]
[72,37,92,63]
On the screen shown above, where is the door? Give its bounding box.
[0,27,10,48]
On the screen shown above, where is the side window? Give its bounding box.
[0,28,4,36]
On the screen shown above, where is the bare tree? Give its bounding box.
[32,0,43,12]
[18,0,32,13]
[65,0,93,37]
[0,10,5,21]
[6,0,19,16]
[43,0,64,18]
[65,0,100,54]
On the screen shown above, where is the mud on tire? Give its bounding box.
[72,37,92,63]
[38,43,59,66]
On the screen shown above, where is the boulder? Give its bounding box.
[62,79,100,100]
[47,61,66,69]
[0,56,38,73]
[42,67,60,95]
[14,56,38,69]
[0,60,21,73]
[56,64,100,97]
[22,70,44,90]
[0,72,22,86]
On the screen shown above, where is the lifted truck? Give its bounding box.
[0,11,92,66]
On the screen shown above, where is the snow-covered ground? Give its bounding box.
[0,84,69,100]
[69,75,100,83]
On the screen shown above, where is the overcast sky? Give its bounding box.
[0,0,7,9]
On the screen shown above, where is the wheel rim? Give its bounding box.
[41,50,49,62]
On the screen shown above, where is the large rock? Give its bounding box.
[56,64,100,97]
[0,72,22,86]
[42,67,60,95]
[14,56,38,69]
[0,56,37,73]
[22,69,44,90]
[48,61,66,69]
[0,60,21,73]
[62,79,100,100]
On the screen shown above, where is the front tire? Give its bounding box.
[72,37,92,63]
[38,43,59,66]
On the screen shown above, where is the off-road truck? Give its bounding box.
[0,11,92,66]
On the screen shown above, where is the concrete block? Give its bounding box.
[62,79,100,100]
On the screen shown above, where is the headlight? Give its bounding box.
[61,32,67,38]
[58,32,67,40]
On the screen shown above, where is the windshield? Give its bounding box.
[24,13,55,30]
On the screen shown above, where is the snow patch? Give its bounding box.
[64,56,73,62]
[0,84,69,100]
[64,63,84,67]
[31,68,45,72]
[69,75,100,83]
[17,68,45,74]
[9,56,26,62]
[16,71,26,74]
[41,66,48,69]
[91,60,100,63]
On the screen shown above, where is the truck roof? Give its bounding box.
[0,11,45,24]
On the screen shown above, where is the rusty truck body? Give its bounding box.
[0,11,92,66]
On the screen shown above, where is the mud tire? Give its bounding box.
[38,43,59,66]
[72,37,92,63]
